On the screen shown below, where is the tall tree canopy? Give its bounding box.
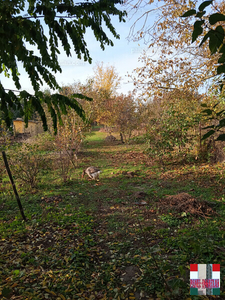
[126,0,225,141]
[125,0,224,98]
[182,0,225,90]
[0,0,126,132]
[182,0,225,141]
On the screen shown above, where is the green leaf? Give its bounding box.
[202,109,213,115]
[72,93,93,102]
[202,125,215,130]
[215,25,224,36]
[199,30,212,47]
[181,9,196,17]
[212,102,219,109]
[210,26,225,54]
[218,118,225,127]
[198,0,213,11]
[13,269,20,275]
[196,11,206,18]
[216,133,225,141]
[209,35,219,54]
[209,13,225,25]
[219,44,225,54]
[202,130,215,140]
[192,20,204,42]
[0,0,127,131]
[217,64,225,75]
[216,110,225,117]
[218,54,225,64]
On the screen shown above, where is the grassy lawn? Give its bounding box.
[0,130,225,299]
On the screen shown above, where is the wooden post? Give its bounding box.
[2,151,27,222]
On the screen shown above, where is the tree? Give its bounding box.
[93,62,121,98]
[59,65,128,133]
[182,0,225,141]
[143,90,203,159]
[64,79,100,125]
[182,1,225,88]
[112,93,138,142]
[125,0,224,98]
[92,62,122,125]
[124,0,225,146]
[0,0,126,133]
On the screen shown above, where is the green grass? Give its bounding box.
[0,130,225,299]
[84,130,107,144]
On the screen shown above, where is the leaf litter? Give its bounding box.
[159,193,217,217]
[1,133,225,299]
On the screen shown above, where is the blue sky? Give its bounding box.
[1,2,153,96]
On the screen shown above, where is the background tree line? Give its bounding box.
[1,0,225,164]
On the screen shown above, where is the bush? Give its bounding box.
[53,110,86,182]
[146,109,194,159]
[9,143,48,189]
[145,91,202,162]
[0,120,13,151]
[25,132,55,152]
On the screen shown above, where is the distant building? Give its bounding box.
[13,118,43,137]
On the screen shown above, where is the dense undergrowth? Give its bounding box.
[0,130,225,300]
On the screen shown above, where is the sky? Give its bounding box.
[1,2,154,96]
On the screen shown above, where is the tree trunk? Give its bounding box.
[199,121,202,152]
[120,132,125,143]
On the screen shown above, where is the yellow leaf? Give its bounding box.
[42,281,47,288]
[45,288,57,296]
[11,283,18,287]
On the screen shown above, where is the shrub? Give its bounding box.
[53,110,86,182]
[9,143,48,189]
